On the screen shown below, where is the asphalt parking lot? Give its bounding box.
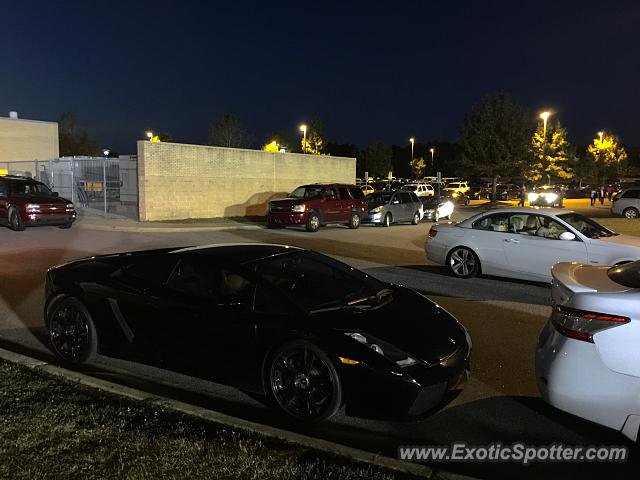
[0,199,634,479]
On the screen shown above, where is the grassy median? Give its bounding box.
[0,360,420,480]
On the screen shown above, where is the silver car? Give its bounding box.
[366,191,423,227]
[611,187,640,218]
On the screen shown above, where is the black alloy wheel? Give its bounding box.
[306,213,320,232]
[47,297,98,364]
[348,213,361,229]
[269,341,342,421]
[8,207,25,231]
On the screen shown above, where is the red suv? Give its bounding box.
[267,183,367,232]
[0,175,77,231]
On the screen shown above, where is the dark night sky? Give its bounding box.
[1,0,639,153]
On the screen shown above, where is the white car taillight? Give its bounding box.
[551,305,629,343]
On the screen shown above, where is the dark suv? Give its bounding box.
[0,175,77,231]
[267,183,368,232]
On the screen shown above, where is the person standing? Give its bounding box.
[590,188,596,206]
[599,185,606,205]
[607,184,614,202]
[519,184,526,207]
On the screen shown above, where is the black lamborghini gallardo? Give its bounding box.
[45,244,471,421]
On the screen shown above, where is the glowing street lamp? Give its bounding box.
[146,131,154,141]
[539,111,551,139]
[409,137,415,161]
[598,131,604,142]
[429,147,435,168]
[299,124,307,153]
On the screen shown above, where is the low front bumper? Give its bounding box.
[267,212,308,226]
[24,212,76,226]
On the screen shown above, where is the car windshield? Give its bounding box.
[608,261,640,288]
[288,185,323,199]
[8,181,53,196]
[367,192,393,206]
[246,250,389,313]
[557,213,616,238]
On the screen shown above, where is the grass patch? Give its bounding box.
[0,360,423,480]
[593,218,640,237]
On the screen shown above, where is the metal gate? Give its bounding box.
[0,156,138,219]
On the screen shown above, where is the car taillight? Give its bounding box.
[428,228,438,239]
[551,305,629,343]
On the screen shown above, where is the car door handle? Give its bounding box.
[504,238,520,244]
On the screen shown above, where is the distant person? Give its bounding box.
[519,185,526,207]
[599,185,606,205]
[590,188,596,206]
[607,184,614,202]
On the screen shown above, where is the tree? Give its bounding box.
[58,112,98,156]
[301,119,326,155]
[409,157,426,179]
[570,151,597,188]
[530,119,574,184]
[207,113,249,148]
[586,132,627,183]
[458,93,532,200]
[157,132,175,142]
[363,142,392,177]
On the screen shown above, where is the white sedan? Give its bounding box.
[536,260,640,442]
[425,207,640,282]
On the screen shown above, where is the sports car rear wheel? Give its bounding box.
[447,247,480,278]
[269,340,342,422]
[47,296,98,364]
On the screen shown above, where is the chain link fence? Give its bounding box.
[0,156,138,219]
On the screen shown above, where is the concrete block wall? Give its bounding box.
[137,141,356,221]
[0,117,59,166]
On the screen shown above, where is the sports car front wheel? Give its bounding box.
[47,296,98,364]
[269,340,342,422]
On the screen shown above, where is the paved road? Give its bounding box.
[0,203,634,479]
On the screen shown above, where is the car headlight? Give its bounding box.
[370,206,383,213]
[342,331,419,367]
[452,192,459,197]
[528,192,539,202]
[291,204,306,213]
[25,203,40,211]
[545,193,558,202]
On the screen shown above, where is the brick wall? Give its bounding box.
[137,141,356,221]
[0,117,59,164]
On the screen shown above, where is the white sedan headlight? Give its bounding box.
[545,193,558,203]
[528,192,539,202]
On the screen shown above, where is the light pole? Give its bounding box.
[409,137,415,162]
[102,149,110,218]
[598,131,604,142]
[539,111,552,185]
[299,124,307,153]
[429,147,435,170]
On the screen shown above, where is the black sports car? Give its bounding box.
[45,244,471,421]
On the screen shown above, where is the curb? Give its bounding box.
[75,222,264,233]
[0,347,480,480]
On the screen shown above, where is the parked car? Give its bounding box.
[443,181,470,195]
[528,185,564,207]
[365,190,423,227]
[421,196,455,222]
[360,185,375,196]
[467,186,486,200]
[441,189,470,206]
[425,208,640,281]
[494,184,521,201]
[403,183,434,197]
[267,184,367,232]
[536,260,640,442]
[611,186,640,218]
[0,175,76,231]
[45,244,471,422]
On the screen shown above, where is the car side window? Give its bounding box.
[0,182,6,197]
[338,187,350,200]
[533,216,569,240]
[324,187,337,200]
[399,192,413,204]
[116,256,179,288]
[410,192,419,203]
[622,190,640,199]
[349,187,365,199]
[472,213,510,232]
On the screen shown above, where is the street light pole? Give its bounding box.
[429,148,435,170]
[409,138,415,162]
[299,124,307,153]
[102,149,109,218]
[539,111,552,185]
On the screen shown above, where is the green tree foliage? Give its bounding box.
[301,119,326,155]
[363,142,392,177]
[458,93,532,199]
[410,157,426,179]
[586,132,627,182]
[208,113,249,148]
[57,112,98,157]
[530,120,574,183]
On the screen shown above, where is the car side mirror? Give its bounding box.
[559,232,576,241]
[52,192,59,197]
